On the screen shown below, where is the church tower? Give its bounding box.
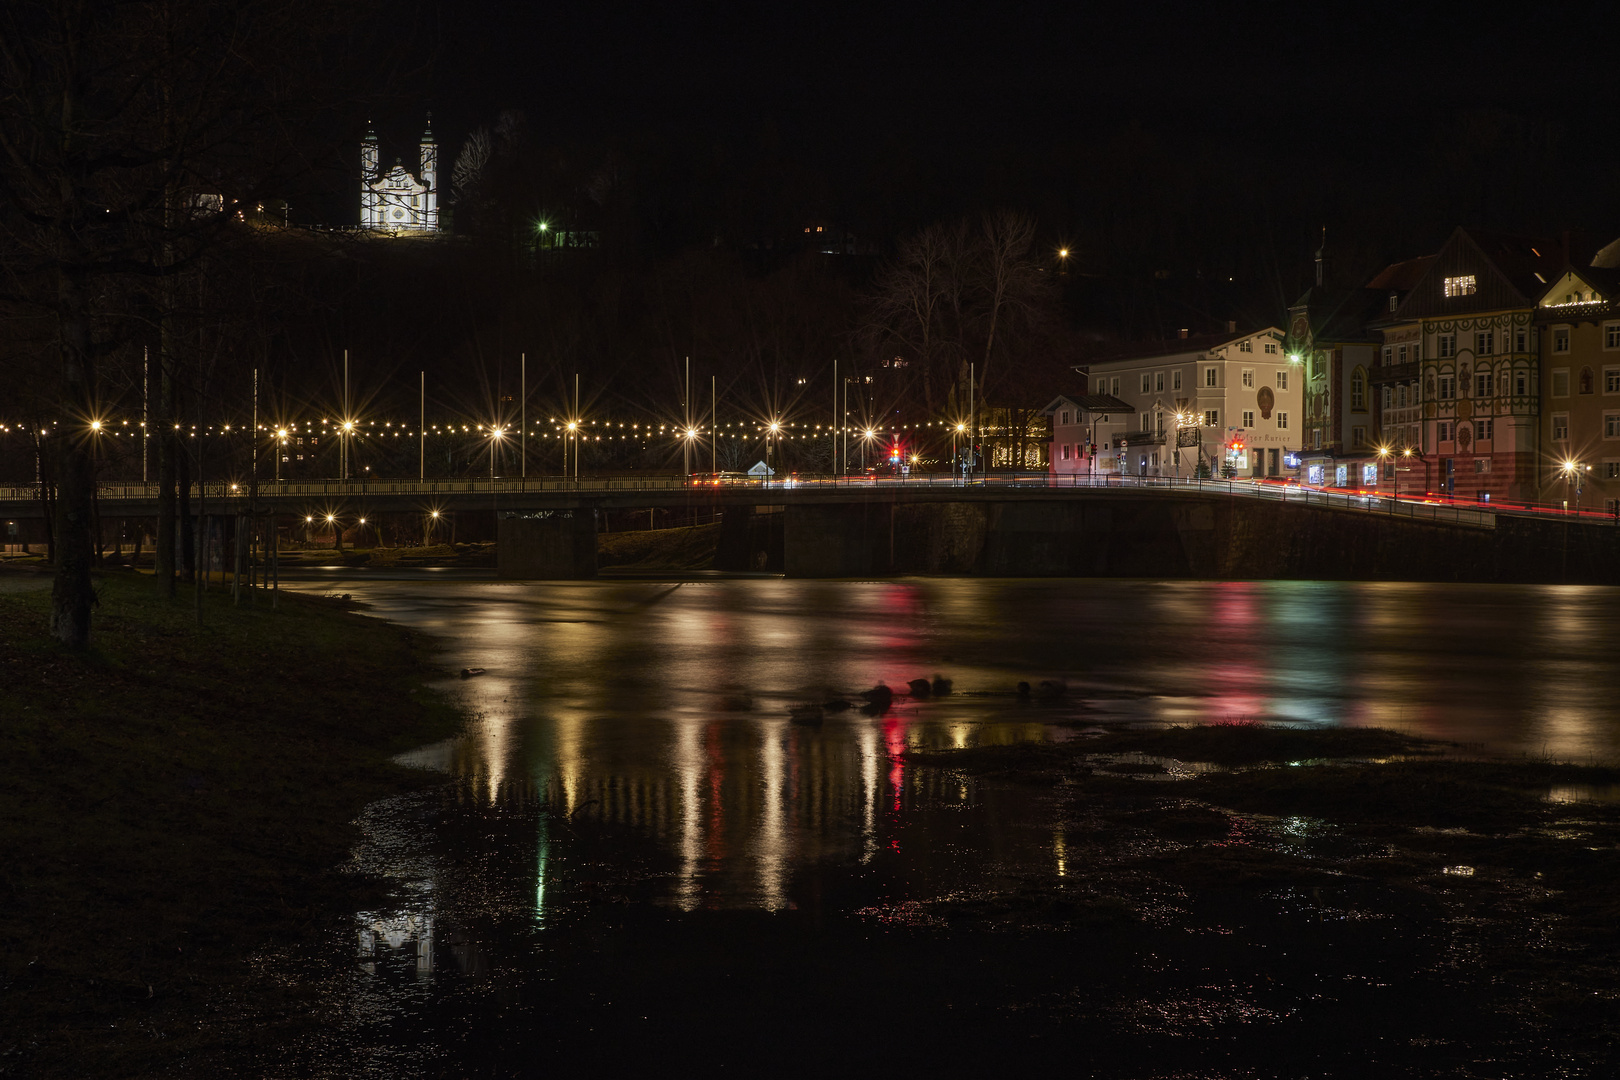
[419,115,438,231]
[360,126,381,229]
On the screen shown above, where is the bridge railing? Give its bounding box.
[0,472,1496,527]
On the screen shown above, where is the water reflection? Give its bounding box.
[315,577,1620,935]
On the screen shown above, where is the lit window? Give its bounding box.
[1204,409,1219,427]
[1444,275,1477,297]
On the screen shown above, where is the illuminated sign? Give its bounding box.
[1362,464,1379,487]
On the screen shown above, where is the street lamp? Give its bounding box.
[340,419,356,480]
[274,428,288,482]
[565,420,578,482]
[324,513,337,550]
[1561,459,1589,514]
[766,420,782,488]
[489,425,506,479]
[1376,445,1392,507]
[861,427,876,472]
[1174,411,1202,480]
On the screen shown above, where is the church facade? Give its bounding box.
[361,119,438,232]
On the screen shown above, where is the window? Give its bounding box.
[1243,410,1254,427]
[1477,418,1493,441]
[1156,411,1165,435]
[1276,411,1288,430]
[1204,409,1219,427]
[1264,341,1279,354]
[1239,340,1252,353]
[1475,330,1493,356]
[1515,372,1527,396]
[1382,346,1393,364]
[1383,386,1393,409]
[1142,413,1153,431]
[1443,275,1477,297]
[1351,369,1366,409]
[1474,459,1490,474]
[1352,425,1367,448]
[1155,371,1165,391]
[1141,372,1151,393]
[1204,368,1218,387]
[1554,327,1571,353]
[1515,328,1527,353]
[1553,369,1570,397]
[1581,367,1596,394]
[1397,344,1408,363]
[1398,385,1407,408]
[1607,323,1620,350]
[1060,443,1072,460]
[1276,370,1288,390]
[1607,414,1620,440]
[1606,461,1620,479]
[1607,368,1620,394]
[1475,372,1491,398]
[1439,334,1456,358]
[1172,370,1182,390]
[1438,375,1455,400]
[1239,369,1253,388]
[1553,413,1569,441]
[1060,410,1071,425]
[1438,421,1451,442]
[1111,377,1121,396]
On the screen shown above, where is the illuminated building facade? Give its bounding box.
[361,118,438,232]
[1076,326,1300,478]
[1533,251,1620,510]
[1287,243,1389,466]
[1372,228,1557,501]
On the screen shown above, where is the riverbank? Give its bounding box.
[883,725,1620,1072]
[0,571,463,1078]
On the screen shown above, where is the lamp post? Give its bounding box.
[954,423,966,484]
[340,420,355,480]
[565,421,578,483]
[1376,445,1392,511]
[766,420,781,488]
[1174,412,1201,481]
[861,428,876,473]
[489,426,505,480]
[274,428,288,482]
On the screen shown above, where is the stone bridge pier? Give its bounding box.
[498,509,598,579]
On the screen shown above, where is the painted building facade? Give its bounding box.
[1371,228,1557,501]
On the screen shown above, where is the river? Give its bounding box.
[276,575,1620,1075]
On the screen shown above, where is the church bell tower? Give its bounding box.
[419,115,438,231]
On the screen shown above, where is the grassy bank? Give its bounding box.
[0,571,463,1077]
[598,521,720,570]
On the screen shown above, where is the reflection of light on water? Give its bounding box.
[859,722,879,863]
[534,811,550,927]
[356,911,434,978]
[1054,829,1067,877]
[757,720,787,910]
[884,718,907,813]
[555,710,585,816]
[676,717,703,911]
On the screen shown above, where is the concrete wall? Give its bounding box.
[498,510,597,579]
[785,493,1620,584]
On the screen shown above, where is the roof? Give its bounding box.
[1078,327,1280,366]
[1288,285,1388,343]
[1386,227,1560,321]
[1593,235,1620,269]
[1366,255,1435,292]
[1042,394,1136,415]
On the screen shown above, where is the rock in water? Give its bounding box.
[907,678,932,698]
[931,675,953,696]
[860,683,893,710]
[1016,681,1031,698]
[1036,679,1066,700]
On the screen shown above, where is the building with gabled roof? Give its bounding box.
[1534,257,1620,509]
[1074,326,1301,479]
[1371,227,1562,501]
[1043,393,1135,477]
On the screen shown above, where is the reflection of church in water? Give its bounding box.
[360,117,438,232]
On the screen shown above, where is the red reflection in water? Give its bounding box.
[884,717,907,812]
[1205,582,1267,720]
[705,722,726,866]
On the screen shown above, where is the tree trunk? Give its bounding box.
[178,450,194,580]
[154,346,177,594]
[50,280,96,648]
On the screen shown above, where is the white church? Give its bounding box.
[360,118,438,232]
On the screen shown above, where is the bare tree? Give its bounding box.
[0,0,392,645]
